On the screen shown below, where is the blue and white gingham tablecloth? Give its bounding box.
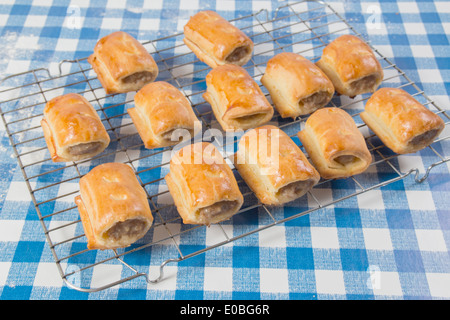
[0,0,449,300]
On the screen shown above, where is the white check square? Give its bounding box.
[33,262,64,287]
[0,220,24,242]
[397,2,420,13]
[91,263,123,288]
[260,268,289,293]
[415,229,447,252]
[426,273,450,298]
[315,269,345,294]
[357,190,385,210]
[216,0,235,11]
[101,18,123,30]
[0,262,11,286]
[259,225,286,248]
[363,228,393,251]
[406,190,435,211]
[419,69,444,84]
[402,23,427,35]
[24,15,47,28]
[204,267,233,292]
[139,18,160,31]
[55,38,79,52]
[310,226,340,249]
[371,271,403,296]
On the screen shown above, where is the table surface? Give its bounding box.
[0,0,449,300]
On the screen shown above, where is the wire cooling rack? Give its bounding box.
[1,0,449,292]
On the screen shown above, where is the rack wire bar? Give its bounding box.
[1,0,449,292]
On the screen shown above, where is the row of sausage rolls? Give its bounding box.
[183,11,383,98]
[41,8,444,161]
[45,9,429,155]
[164,107,372,227]
[69,90,444,250]
[76,11,385,134]
[40,10,444,251]
[166,96,445,229]
[164,128,319,226]
[42,85,443,251]
[40,70,444,165]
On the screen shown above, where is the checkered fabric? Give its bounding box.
[0,0,449,300]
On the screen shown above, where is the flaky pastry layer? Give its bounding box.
[41,93,110,162]
[234,125,320,205]
[128,81,198,149]
[261,52,334,118]
[297,107,372,179]
[203,64,273,130]
[75,162,153,250]
[360,87,445,154]
[165,142,243,226]
[88,31,158,94]
[316,35,383,98]
[183,10,253,68]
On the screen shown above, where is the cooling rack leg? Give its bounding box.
[414,159,450,184]
[145,259,180,284]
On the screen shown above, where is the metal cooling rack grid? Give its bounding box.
[0,0,449,292]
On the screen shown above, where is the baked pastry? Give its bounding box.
[41,93,110,162]
[297,107,372,179]
[234,125,320,205]
[165,142,243,226]
[128,81,198,149]
[316,35,383,98]
[360,87,445,154]
[261,52,335,119]
[75,162,153,250]
[203,64,274,130]
[183,10,254,68]
[88,31,158,94]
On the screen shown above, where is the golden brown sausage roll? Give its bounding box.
[297,107,372,179]
[127,81,199,149]
[183,10,254,68]
[203,64,274,130]
[41,93,110,162]
[261,52,335,119]
[165,142,243,226]
[88,31,158,94]
[316,35,383,98]
[360,87,445,154]
[234,125,320,205]
[75,162,153,250]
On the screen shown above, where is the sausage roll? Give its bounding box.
[360,87,445,154]
[75,162,153,250]
[203,64,274,130]
[41,93,110,162]
[316,35,383,98]
[88,31,158,94]
[128,81,198,149]
[261,52,335,119]
[234,125,320,205]
[165,142,244,226]
[297,107,372,179]
[183,10,254,68]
